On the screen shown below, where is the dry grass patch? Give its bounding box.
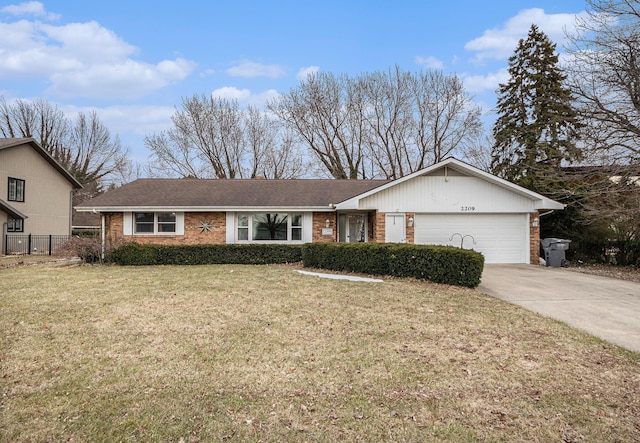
[1,264,639,442]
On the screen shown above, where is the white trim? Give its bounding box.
[78,205,336,213]
[124,211,184,236]
[233,212,306,244]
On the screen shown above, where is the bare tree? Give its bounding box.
[146,95,244,178]
[268,72,362,179]
[561,0,640,240]
[0,96,129,201]
[0,97,69,152]
[146,94,305,179]
[360,67,414,179]
[269,67,483,179]
[461,132,494,172]
[414,70,483,165]
[564,0,640,164]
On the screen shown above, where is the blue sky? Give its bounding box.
[0,0,588,163]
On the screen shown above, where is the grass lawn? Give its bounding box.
[1,263,639,442]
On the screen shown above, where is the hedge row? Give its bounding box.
[108,243,303,266]
[302,243,484,288]
[569,239,640,266]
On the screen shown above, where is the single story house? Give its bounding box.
[76,158,564,264]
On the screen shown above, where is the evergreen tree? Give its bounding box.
[491,24,582,194]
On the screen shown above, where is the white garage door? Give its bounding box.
[414,214,529,264]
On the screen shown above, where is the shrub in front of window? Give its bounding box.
[108,243,303,266]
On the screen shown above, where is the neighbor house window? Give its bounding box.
[134,212,176,234]
[7,218,23,232]
[237,213,303,242]
[8,178,25,202]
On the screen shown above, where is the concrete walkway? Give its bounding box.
[478,264,640,353]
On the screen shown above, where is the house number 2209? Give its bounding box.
[461,206,476,212]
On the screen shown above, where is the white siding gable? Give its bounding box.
[359,174,538,214]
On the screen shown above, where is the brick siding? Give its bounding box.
[312,213,337,242]
[529,211,540,265]
[104,212,226,250]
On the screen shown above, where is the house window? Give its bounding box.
[237,215,249,240]
[237,213,303,242]
[8,178,25,202]
[134,212,176,234]
[291,214,302,240]
[7,218,23,232]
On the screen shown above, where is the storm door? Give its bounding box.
[338,214,367,243]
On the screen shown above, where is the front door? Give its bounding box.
[338,214,366,242]
[385,213,406,243]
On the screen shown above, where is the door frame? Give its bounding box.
[338,212,368,243]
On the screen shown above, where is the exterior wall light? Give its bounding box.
[325,219,331,228]
[532,217,539,228]
[408,217,414,227]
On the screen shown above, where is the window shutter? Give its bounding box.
[176,213,184,235]
[225,212,235,244]
[303,213,313,243]
[123,212,133,235]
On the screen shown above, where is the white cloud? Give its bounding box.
[465,8,587,63]
[0,1,60,20]
[462,68,509,94]
[0,13,196,99]
[296,65,319,81]
[211,86,279,107]
[414,55,444,69]
[226,61,286,78]
[200,68,216,78]
[48,58,195,99]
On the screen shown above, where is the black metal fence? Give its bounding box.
[4,234,71,256]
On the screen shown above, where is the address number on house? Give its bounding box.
[460,206,476,212]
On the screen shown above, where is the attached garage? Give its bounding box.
[414,213,529,264]
[336,158,564,265]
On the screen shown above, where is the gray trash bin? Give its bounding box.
[541,238,571,267]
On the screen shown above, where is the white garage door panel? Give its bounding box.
[414,214,528,264]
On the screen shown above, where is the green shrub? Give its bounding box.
[108,243,303,266]
[302,243,484,288]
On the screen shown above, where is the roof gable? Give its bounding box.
[335,158,564,211]
[0,138,82,189]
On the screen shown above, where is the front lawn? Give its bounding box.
[1,264,638,442]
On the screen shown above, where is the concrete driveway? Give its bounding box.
[478,265,640,353]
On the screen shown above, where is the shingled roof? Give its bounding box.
[77,178,389,211]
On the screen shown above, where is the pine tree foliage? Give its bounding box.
[491,25,582,193]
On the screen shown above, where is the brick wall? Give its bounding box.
[374,211,386,243]
[406,212,415,244]
[312,212,337,242]
[104,212,226,250]
[529,211,540,265]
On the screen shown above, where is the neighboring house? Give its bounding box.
[0,138,83,254]
[76,158,564,264]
